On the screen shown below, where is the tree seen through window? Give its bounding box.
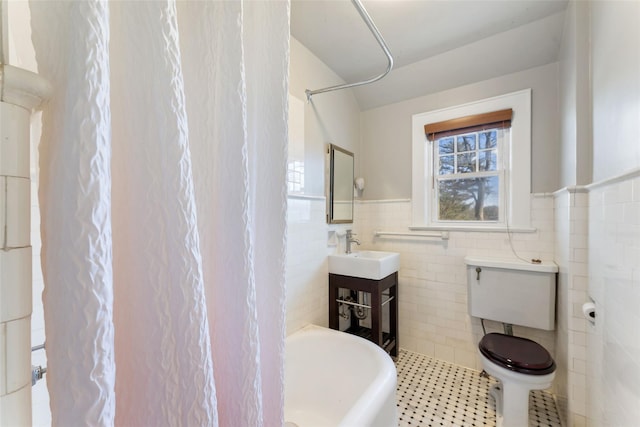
[436,129,501,221]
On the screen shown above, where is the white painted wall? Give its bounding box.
[360,62,560,200]
[289,37,361,197]
[285,37,362,335]
[591,1,640,182]
[558,0,592,188]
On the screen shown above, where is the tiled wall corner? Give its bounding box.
[554,190,570,424]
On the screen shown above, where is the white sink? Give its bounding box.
[328,250,400,280]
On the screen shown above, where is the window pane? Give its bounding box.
[438,176,499,221]
[456,134,476,152]
[438,137,454,154]
[479,130,497,149]
[439,155,454,175]
[478,150,497,171]
[456,153,476,173]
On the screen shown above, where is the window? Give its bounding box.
[287,160,305,193]
[412,90,532,231]
[434,128,505,222]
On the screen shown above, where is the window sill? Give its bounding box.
[409,225,537,233]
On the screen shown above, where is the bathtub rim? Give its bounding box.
[285,324,398,427]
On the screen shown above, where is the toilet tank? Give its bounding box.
[464,256,558,331]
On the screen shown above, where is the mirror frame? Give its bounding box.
[327,143,354,224]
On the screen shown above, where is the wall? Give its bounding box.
[360,62,560,200]
[288,38,361,195]
[556,1,640,426]
[285,196,329,334]
[353,196,556,371]
[558,0,592,188]
[590,2,640,183]
[285,38,361,335]
[554,4,593,425]
[553,188,589,426]
[587,174,640,426]
[585,1,640,425]
[6,3,50,425]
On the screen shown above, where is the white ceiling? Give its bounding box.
[291,0,568,110]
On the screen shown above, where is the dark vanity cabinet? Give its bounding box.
[329,272,399,357]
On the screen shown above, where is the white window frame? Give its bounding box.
[411,89,533,231]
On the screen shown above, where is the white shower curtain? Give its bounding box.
[29,1,289,425]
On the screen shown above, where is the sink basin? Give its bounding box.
[328,250,400,280]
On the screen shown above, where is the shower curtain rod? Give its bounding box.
[305,0,394,101]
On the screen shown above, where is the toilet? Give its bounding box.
[464,256,558,427]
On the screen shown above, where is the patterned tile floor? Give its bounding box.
[395,350,562,427]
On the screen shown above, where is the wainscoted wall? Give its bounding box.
[283,175,640,427]
[285,196,330,335]
[553,188,589,426]
[352,195,555,371]
[587,172,640,426]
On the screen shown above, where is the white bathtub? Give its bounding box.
[284,325,398,427]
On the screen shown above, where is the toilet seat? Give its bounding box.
[479,333,556,375]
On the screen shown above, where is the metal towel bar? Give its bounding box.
[374,230,450,240]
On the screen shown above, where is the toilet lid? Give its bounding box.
[479,333,556,375]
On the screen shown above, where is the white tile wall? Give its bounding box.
[285,196,331,335]
[586,173,640,426]
[352,196,556,371]
[554,188,589,427]
[6,177,31,248]
[285,194,364,336]
[0,248,32,324]
[0,103,31,177]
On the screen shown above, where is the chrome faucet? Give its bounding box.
[345,229,361,254]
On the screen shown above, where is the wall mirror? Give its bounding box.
[328,144,354,224]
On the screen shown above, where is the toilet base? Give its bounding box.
[480,352,555,427]
[487,380,532,427]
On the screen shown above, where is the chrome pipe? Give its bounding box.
[305,0,394,101]
[381,296,395,307]
[337,295,395,309]
[31,343,45,352]
[337,298,370,310]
